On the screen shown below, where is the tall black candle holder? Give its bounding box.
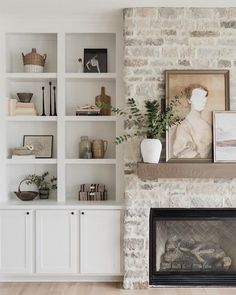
[49,82,52,116]
[41,86,46,116]
[53,86,57,116]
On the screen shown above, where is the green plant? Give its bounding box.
[97,96,182,144]
[25,172,57,190]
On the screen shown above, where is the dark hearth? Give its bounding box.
[149,209,236,286]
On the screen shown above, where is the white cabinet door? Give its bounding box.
[0,210,33,274]
[36,210,78,274]
[80,210,121,274]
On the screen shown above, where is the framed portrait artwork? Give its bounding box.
[23,135,53,158]
[213,111,236,162]
[165,70,230,162]
[84,48,107,73]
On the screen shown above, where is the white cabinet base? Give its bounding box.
[0,210,33,274]
[36,210,78,274]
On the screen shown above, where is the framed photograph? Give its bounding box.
[214,111,236,162]
[84,48,107,73]
[166,70,230,162]
[23,135,53,158]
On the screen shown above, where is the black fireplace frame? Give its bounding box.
[149,208,236,286]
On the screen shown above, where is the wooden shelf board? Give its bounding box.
[137,162,236,179]
[65,116,117,122]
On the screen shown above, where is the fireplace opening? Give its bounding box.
[149,209,236,286]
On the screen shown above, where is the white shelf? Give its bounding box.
[7,116,57,122]
[65,159,116,165]
[65,73,116,80]
[5,73,57,82]
[65,116,117,122]
[0,200,125,210]
[6,159,57,165]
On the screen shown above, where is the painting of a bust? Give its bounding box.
[166,70,230,162]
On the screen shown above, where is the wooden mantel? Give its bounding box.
[137,163,236,179]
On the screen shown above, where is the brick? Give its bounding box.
[218,60,231,68]
[221,21,236,29]
[124,239,144,251]
[158,7,184,18]
[178,59,191,66]
[124,38,143,46]
[190,8,214,18]
[191,30,219,37]
[161,29,177,36]
[123,8,133,18]
[124,59,148,67]
[135,8,156,18]
[144,38,164,46]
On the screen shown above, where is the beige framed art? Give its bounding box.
[165,70,230,162]
[213,111,236,163]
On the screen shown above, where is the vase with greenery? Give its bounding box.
[97,97,181,163]
[26,172,57,199]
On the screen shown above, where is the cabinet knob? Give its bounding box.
[81,212,84,215]
[26,212,30,215]
[71,212,74,215]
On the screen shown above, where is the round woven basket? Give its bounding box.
[22,48,47,73]
[14,178,38,201]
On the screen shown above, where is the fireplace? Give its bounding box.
[149,208,236,286]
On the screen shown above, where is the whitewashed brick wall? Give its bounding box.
[123,7,236,289]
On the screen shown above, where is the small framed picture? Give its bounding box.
[84,48,107,73]
[214,111,236,162]
[23,135,53,158]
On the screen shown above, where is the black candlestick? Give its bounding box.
[49,82,52,116]
[41,86,46,116]
[53,86,57,116]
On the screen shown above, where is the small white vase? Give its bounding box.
[141,138,162,164]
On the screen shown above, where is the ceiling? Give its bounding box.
[0,0,236,18]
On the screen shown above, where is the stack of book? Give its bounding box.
[9,99,37,116]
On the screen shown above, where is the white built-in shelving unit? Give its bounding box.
[0,28,124,206]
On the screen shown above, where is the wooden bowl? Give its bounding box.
[17,92,33,103]
[15,191,38,201]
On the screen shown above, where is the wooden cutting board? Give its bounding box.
[95,86,111,116]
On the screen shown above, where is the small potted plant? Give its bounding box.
[26,172,57,199]
[98,97,181,163]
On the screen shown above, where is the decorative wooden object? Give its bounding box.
[137,163,236,179]
[95,86,111,116]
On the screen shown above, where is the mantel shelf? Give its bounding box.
[137,162,236,179]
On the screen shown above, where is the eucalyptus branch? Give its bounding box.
[98,95,182,145]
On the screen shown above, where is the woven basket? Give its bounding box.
[22,48,47,73]
[14,178,38,201]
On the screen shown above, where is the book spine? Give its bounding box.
[9,99,17,116]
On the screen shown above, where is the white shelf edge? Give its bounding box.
[6,116,57,122]
[5,73,57,81]
[64,73,117,79]
[6,159,57,165]
[0,200,125,210]
[65,159,116,165]
[64,116,117,122]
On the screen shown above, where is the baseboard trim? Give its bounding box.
[0,275,123,282]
